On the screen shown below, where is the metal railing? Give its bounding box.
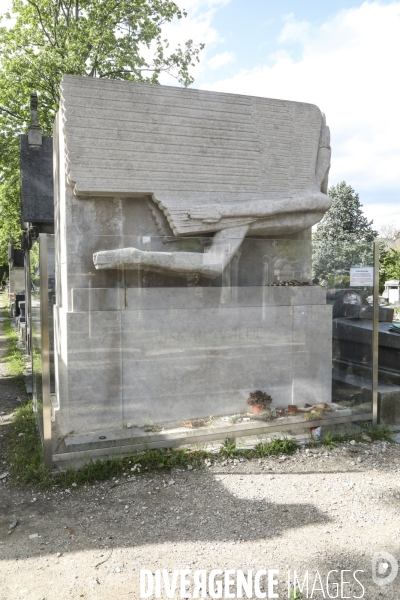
[38,234,52,468]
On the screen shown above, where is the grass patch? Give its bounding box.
[219,438,238,459]
[321,422,393,449]
[7,408,215,489]
[218,437,298,460]
[254,437,298,457]
[2,316,25,377]
[6,414,302,489]
[56,447,213,490]
[360,422,393,441]
[6,402,213,489]
[5,399,50,487]
[6,400,212,489]
[6,416,394,490]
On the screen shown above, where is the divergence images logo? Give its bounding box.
[372,552,398,586]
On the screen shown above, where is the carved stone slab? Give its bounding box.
[60,76,331,237]
[20,135,54,223]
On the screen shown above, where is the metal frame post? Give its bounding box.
[372,241,379,426]
[39,234,52,468]
[25,249,32,355]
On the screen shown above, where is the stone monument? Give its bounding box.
[53,76,332,438]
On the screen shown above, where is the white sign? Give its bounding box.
[350,266,374,286]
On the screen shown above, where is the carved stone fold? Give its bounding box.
[60,76,331,239]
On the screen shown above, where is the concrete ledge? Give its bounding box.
[125,285,327,310]
[70,285,327,312]
[52,411,373,466]
[60,408,357,453]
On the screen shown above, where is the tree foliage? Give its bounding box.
[0,0,204,264]
[379,248,400,292]
[312,181,378,282]
[377,222,400,292]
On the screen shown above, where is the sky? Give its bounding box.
[0,0,399,232]
[159,0,400,232]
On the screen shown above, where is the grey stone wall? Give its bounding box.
[53,78,332,435]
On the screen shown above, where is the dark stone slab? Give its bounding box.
[332,369,400,423]
[20,135,54,223]
[334,319,400,349]
[360,305,394,322]
[13,249,25,268]
[333,318,400,386]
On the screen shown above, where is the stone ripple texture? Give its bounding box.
[60,76,325,236]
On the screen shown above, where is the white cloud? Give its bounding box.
[364,202,400,230]
[0,0,11,13]
[208,51,235,69]
[156,1,229,85]
[278,13,310,43]
[199,2,400,226]
[267,49,292,62]
[0,0,13,25]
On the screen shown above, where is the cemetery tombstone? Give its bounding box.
[53,76,333,439]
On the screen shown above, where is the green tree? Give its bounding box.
[312,181,378,284]
[379,248,400,292]
[0,0,204,264]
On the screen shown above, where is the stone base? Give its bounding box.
[54,286,332,435]
[332,369,400,424]
[58,405,354,455]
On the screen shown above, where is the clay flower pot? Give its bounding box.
[251,405,263,415]
[288,405,298,416]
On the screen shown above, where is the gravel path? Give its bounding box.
[1,294,400,599]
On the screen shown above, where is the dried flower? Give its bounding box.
[247,390,273,409]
